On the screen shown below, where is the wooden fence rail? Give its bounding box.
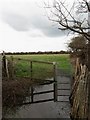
[2,55,57,82]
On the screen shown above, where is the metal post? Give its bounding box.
[53,62,57,102]
[31,87,33,103]
[53,62,56,82]
[30,61,33,103]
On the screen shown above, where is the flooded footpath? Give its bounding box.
[3,75,71,119]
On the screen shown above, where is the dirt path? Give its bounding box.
[54,68,71,118]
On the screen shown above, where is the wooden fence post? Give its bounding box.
[11,56,14,79]
[88,68,90,119]
[87,41,90,119]
[30,61,32,80]
[2,51,9,78]
[8,56,14,80]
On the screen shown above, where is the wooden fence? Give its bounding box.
[69,57,90,119]
[2,54,57,82]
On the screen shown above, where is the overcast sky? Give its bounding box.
[0,0,73,52]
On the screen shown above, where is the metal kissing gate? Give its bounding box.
[12,58,58,105]
[3,56,71,105]
[23,60,57,105]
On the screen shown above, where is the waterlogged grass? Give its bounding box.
[7,54,73,79]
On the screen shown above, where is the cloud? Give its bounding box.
[2,11,67,37]
[0,19,70,52]
[1,0,67,38]
[2,13,30,31]
[0,0,74,52]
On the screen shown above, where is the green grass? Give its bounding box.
[7,54,73,79]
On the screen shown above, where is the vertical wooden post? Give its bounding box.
[11,56,14,79]
[6,59,9,78]
[2,51,8,78]
[0,52,2,120]
[30,61,32,80]
[87,41,90,71]
[53,62,57,102]
[87,10,90,119]
[88,7,90,70]
[8,56,14,80]
[87,41,90,120]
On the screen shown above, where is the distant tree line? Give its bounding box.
[4,51,71,55]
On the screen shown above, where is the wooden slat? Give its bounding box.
[13,58,54,64]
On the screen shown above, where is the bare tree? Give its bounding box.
[45,0,90,69]
[44,0,90,118]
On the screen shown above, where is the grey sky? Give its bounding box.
[0,0,73,52]
[1,0,67,37]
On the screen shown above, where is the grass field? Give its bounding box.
[7,54,73,79]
